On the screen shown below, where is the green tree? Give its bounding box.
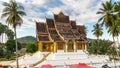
[97,0,120,43]
[6,29,14,40]
[2,0,26,67]
[0,23,4,43]
[97,0,114,28]
[107,46,118,68]
[88,39,111,55]
[97,0,116,42]
[108,22,120,42]
[5,39,21,53]
[26,42,38,53]
[0,23,8,43]
[0,47,4,58]
[114,2,120,43]
[92,23,103,46]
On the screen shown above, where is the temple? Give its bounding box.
[36,12,88,52]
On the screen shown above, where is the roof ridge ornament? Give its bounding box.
[59,11,64,15]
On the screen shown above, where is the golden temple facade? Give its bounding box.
[36,12,88,52]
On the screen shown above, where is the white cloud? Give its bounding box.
[31,0,46,5]
[42,0,102,25]
[0,0,119,41]
[47,7,62,15]
[55,0,99,24]
[0,0,9,3]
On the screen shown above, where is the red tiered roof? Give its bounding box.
[36,12,88,42]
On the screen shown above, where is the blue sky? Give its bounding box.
[0,0,119,42]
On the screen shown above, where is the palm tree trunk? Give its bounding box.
[97,37,99,46]
[113,58,116,68]
[117,37,119,44]
[5,34,6,43]
[113,37,115,46]
[2,34,3,43]
[14,28,19,68]
[0,35,1,44]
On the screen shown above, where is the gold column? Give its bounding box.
[54,42,57,52]
[85,44,87,51]
[79,43,81,50]
[82,43,85,50]
[38,42,43,52]
[74,40,76,52]
[65,40,68,52]
[64,43,65,52]
[82,44,84,50]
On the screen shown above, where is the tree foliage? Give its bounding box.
[5,39,21,53]
[2,1,26,66]
[0,23,14,43]
[92,23,103,39]
[26,42,38,53]
[6,29,14,40]
[97,0,120,42]
[88,39,111,55]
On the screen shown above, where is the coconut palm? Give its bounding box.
[108,22,120,42]
[97,0,114,28]
[1,0,26,68]
[92,23,103,46]
[107,46,118,68]
[114,2,120,17]
[97,0,120,43]
[114,2,120,43]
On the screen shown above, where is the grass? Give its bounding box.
[0,58,8,61]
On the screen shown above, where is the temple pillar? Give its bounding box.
[64,43,66,52]
[85,44,87,51]
[82,44,84,50]
[50,44,54,52]
[38,42,43,51]
[74,40,76,52]
[65,40,68,52]
[54,42,57,52]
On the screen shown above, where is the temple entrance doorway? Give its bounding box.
[57,42,65,52]
[67,40,74,52]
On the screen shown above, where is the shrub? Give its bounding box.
[26,42,38,53]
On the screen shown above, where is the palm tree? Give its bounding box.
[1,0,26,68]
[97,0,120,43]
[92,23,103,46]
[107,46,118,68]
[114,2,120,43]
[97,0,114,28]
[108,22,120,42]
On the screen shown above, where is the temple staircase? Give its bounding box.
[35,50,110,67]
[35,50,89,67]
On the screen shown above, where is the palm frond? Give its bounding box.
[17,11,26,16]
[3,7,12,13]
[2,2,11,7]
[2,0,26,28]
[98,16,104,23]
[96,11,104,14]
[99,8,105,12]
[102,2,107,10]
[1,12,11,18]
[17,5,24,10]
